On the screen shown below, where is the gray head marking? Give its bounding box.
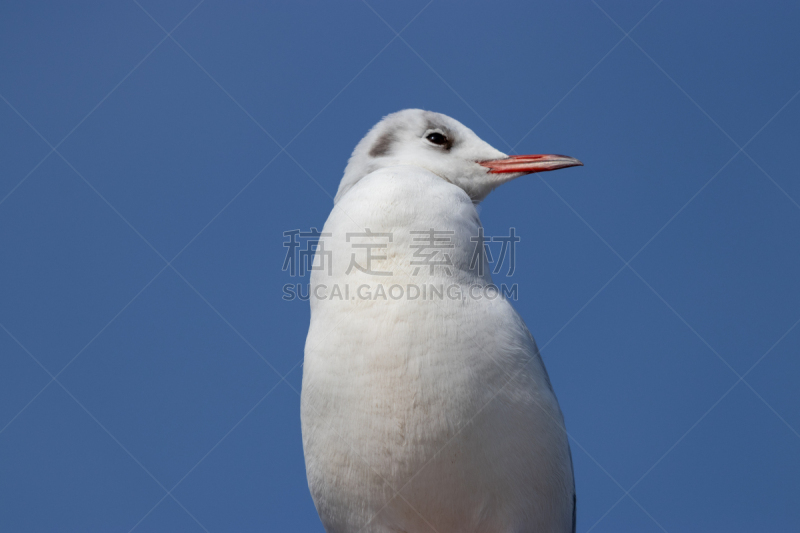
[369,131,395,157]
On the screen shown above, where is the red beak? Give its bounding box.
[479,154,583,174]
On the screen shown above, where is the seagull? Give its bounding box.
[301,109,582,533]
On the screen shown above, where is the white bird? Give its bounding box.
[302,109,582,533]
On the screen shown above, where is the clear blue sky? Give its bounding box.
[1,1,799,531]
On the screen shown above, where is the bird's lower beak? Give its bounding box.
[479,154,583,174]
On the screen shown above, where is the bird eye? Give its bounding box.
[425,132,448,146]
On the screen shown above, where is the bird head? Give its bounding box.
[335,109,582,203]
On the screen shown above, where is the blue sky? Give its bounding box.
[1,1,799,531]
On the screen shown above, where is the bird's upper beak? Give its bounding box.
[479,154,583,174]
